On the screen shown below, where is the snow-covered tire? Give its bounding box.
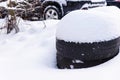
[44,6,61,20]
[56,37,120,69]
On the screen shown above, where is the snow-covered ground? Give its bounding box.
[0,1,7,8]
[0,20,120,80]
[0,6,120,80]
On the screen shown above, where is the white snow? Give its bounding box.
[0,6,120,80]
[0,19,6,28]
[56,6,120,43]
[0,1,7,8]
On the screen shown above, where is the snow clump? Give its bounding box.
[56,6,120,43]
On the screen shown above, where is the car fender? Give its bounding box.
[42,0,67,6]
[42,0,66,16]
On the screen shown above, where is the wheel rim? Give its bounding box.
[45,8,59,19]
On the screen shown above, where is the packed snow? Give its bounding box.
[0,1,7,8]
[0,19,6,28]
[0,6,120,80]
[56,6,120,43]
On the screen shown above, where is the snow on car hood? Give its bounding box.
[56,6,120,43]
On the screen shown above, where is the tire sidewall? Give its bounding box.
[44,5,61,20]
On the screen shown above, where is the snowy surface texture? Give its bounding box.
[0,6,120,80]
[0,18,120,80]
[0,19,6,28]
[56,6,120,43]
[0,1,7,8]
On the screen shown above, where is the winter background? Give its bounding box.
[0,1,120,80]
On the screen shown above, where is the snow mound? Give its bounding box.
[0,19,6,27]
[0,1,7,8]
[56,6,120,43]
[0,17,120,80]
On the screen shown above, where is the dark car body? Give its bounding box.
[14,0,106,20]
[40,0,106,19]
[0,0,107,20]
[107,0,120,8]
[1,0,120,20]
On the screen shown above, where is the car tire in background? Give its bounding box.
[43,5,62,20]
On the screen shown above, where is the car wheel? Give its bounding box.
[44,6,61,20]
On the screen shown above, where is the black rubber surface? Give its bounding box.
[107,2,120,8]
[57,53,118,69]
[56,37,120,69]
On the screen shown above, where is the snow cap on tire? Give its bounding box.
[56,6,120,43]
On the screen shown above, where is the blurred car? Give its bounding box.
[41,0,106,20]
[107,0,120,8]
[16,0,106,20]
[0,0,106,20]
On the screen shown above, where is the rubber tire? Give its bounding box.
[44,6,62,20]
[57,53,118,69]
[56,37,120,69]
